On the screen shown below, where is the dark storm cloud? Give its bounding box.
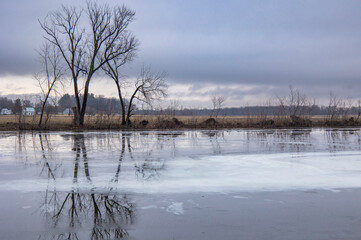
[132,0,361,87]
[0,0,73,75]
[1,0,361,100]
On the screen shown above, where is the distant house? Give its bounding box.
[23,107,35,116]
[62,108,73,115]
[0,108,12,115]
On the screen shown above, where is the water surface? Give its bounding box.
[1,129,361,239]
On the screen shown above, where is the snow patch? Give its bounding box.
[140,205,158,210]
[232,196,249,199]
[166,202,184,215]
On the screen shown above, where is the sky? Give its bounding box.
[1,0,361,108]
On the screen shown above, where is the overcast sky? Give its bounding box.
[1,0,361,107]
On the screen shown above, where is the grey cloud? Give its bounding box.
[1,0,361,102]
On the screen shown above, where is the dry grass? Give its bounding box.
[0,114,359,131]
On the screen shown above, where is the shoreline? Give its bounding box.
[0,114,360,131]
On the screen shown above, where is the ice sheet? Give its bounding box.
[1,150,361,193]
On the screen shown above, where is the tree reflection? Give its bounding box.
[123,133,166,181]
[324,129,361,152]
[201,130,224,154]
[39,134,134,240]
[245,129,313,153]
[39,133,56,180]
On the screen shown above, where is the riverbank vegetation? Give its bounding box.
[0,114,359,131]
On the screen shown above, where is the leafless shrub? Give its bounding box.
[276,86,314,126]
[326,92,342,123]
[167,100,181,117]
[210,95,226,118]
[356,100,361,122]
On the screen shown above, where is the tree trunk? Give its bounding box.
[39,79,56,127]
[72,72,83,126]
[114,136,125,181]
[39,101,46,127]
[78,72,93,126]
[126,87,140,125]
[116,83,126,125]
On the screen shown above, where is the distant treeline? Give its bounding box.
[58,94,130,115]
[1,94,360,117]
[0,94,129,115]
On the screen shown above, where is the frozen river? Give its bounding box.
[1,128,361,239]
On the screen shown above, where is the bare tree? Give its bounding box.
[307,97,318,118]
[12,99,23,128]
[39,5,84,124]
[35,43,63,127]
[327,92,342,123]
[356,99,361,122]
[210,95,226,118]
[167,99,181,117]
[39,2,138,125]
[125,66,167,125]
[340,98,353,121]
[277,86,307,118]
[255,99,275,124]
[102,48,137,125]
[276,86,316,124]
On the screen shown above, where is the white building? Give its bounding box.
[23,107,35,116]
[0,108,12,115]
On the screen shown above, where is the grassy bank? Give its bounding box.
[0,114,360,131]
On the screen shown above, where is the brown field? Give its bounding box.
[0,114,359,131]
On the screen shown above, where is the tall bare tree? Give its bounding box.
[35,43,63,127]
[102,48,136,125]
[103,60,167,125]
[39,2,138,125]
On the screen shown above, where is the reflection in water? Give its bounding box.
[39,134,56,180]
[39,134,134,240]
[128,136,166,181]
[245,129,313,153]
[11,129,361,160]
[1,129,361,239]
[324,129,361,152]
[201,131,225,154]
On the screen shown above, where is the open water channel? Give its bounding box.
[1,128,361,239]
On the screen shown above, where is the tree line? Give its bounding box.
[2,90,359,119]
[0,94,129,115]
